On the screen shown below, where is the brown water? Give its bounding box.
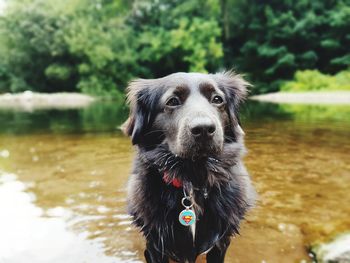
[0,101,349,263]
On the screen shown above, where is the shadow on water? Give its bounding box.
[242,100,350,124]
[0,100,350,263]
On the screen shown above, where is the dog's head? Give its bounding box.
[122,71,249,159]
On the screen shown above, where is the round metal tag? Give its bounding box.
[178,209,196,226]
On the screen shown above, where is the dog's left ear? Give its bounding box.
[213,71,251,138]
[121,79,161,145]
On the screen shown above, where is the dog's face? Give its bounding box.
[122,72,249,159]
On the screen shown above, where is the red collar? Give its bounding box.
[162,171,182,188]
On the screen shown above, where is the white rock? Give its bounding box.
[313,233,350,263]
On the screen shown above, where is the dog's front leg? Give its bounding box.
[144,241,169,263]
[206,237,231,263]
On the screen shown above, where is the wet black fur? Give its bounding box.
[128,88,164,146]
[125,81,253,263]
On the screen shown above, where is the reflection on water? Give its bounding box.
[0,173,125,263]
[0,100,128,134]
[0,101,349,262]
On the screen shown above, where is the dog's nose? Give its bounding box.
[190,120,216,138]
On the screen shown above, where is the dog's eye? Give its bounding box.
[166,97,181,107]
[212,95,224,105]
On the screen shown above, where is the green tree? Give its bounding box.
[128,0,223,77]
[222,0,350,93]
[0,0,139,96]
[1,0,349,95]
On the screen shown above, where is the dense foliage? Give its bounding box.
[223,0,350,93]
[0,0,138,97]
[0,0,349,96]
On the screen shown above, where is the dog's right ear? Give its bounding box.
[121,79,161,145]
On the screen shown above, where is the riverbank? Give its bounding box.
[2,91,350,111]
[0,91,95,111]
[250,91,350,105]
[0,91,350,111]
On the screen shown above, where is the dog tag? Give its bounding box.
[179,208,196,226]
[179,196,196,226]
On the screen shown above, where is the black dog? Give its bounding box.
[122,71,255,263]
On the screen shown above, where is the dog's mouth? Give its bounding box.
[141,144,213,169]
[192,143,221,159]
[140,143,239,187]
[177,139,223,160]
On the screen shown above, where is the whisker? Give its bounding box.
[169,160,179,172]
[143,129,165,136]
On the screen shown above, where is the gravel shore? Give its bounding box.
[250,91,350,105]
[0,91,95,111]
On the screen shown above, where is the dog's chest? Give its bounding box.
[165,190,225,257]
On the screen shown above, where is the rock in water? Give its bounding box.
[312,233,350,263]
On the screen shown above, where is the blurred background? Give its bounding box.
[0,0,349,262]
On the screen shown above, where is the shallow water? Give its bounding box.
[0,101,349,263]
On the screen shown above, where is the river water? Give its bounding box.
[0,101,349,263]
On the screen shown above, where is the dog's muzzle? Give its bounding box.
[189,117,216,142]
